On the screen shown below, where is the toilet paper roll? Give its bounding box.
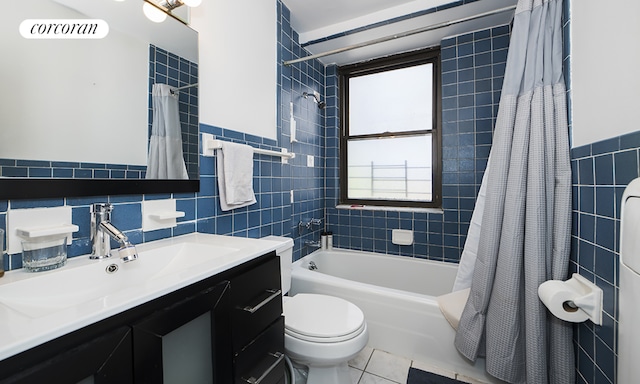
[538,280,590,323]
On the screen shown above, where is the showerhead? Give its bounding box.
[303,91,326,110]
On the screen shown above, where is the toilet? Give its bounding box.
[618,178,640,382]
[263,236,369,384]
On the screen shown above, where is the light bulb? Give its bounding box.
[143,2,167,23]
[182,0,202,7]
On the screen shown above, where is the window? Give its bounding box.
[339,48,442,208]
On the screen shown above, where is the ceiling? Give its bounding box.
[280,0,518,66]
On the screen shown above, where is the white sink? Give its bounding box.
[0,241,240,318]
[0,233,284,361]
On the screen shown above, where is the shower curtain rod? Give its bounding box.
[283,4,517,66]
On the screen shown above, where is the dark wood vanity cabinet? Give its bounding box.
[132,280,233,384]
[0,252,285,384]
[0,326,133,384]
[230,255,286,384]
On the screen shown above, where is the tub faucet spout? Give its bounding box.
[90,203,138,262]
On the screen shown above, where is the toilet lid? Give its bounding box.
[284,294,365,341]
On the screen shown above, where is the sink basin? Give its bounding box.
[0,233,284,361]
[146,241,240,279]
[0,241,241,318]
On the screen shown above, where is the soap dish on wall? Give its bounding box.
[392,229,414,245]
[148,212,186,221]
[142,199,185,232]
[6,206,76,255]
[16,224,78,273]
[16,224,79,240]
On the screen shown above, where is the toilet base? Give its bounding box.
[306,362,351,384]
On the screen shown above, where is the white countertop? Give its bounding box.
[0,233,286,361]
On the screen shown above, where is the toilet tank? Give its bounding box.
[618,178,640,383]
[261,236,294,295]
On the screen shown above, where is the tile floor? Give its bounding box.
[348,347,487,384]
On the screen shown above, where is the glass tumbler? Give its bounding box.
[21,235,67,272]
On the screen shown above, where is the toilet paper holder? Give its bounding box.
[538,273,603,325]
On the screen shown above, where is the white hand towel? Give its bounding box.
[216,141,256,211]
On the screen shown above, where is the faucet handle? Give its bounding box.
[298,218,324,233]
[91,202,113,215]
[92,202,112,210]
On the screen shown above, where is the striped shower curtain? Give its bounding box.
[453,0,573,383]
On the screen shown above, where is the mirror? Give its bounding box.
[0,0,199,199]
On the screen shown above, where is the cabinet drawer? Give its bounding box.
[231,255,282,351]
[235,317,285,384]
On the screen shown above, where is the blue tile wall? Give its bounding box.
[0,159,146,179]
[569,131,640,384]
[0,123,295,270]
[325,25,510,262]
[197,124,292,241]
[278,1,326,261]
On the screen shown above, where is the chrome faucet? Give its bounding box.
[298,218,323,233]
[90,203,138,262]
[303,240,321,249]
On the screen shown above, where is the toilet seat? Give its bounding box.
[284,293,366,343]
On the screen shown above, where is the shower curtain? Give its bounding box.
[453,0,573,383]
[146,84,189,180]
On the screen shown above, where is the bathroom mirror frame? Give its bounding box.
[0,178,199,200]
[0,0,200,200]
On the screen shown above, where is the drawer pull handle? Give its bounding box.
[242,289,282,313]
[241,352,285,384]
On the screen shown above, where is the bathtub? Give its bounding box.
[289,248,501,384]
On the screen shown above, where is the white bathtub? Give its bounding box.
[289,248,502,384]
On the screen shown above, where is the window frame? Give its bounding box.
[338,47,442,208]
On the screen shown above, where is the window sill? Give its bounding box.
[335,204,444,214]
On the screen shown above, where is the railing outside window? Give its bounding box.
[348,161,433,201]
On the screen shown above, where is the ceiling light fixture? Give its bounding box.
[142,2,167,23]
[142,0,201,24]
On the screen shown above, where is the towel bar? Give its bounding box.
[201,134,295,164]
